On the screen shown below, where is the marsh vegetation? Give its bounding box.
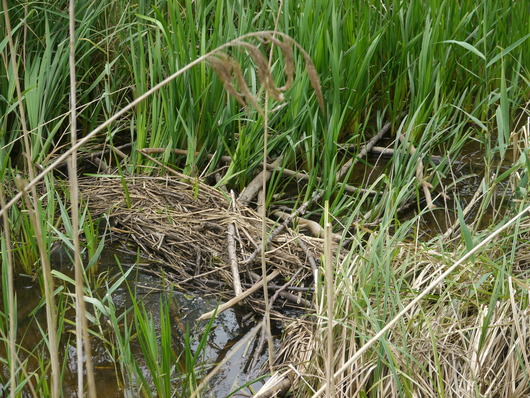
[1,0,530,397]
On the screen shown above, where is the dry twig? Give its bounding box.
[198,270,280,321]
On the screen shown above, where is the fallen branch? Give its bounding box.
[273,209,341,242]
[240,156,284,205]
[204,278,314,292]
[249,271,312,308]
[227,223,243,296]
[198,270,280,321]
[142,148,372,196]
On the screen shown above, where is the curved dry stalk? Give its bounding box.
[0,30,323,218]
[207,31,323,117]
[3,3,60,395]
[68,1,96,396]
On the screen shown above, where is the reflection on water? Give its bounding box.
[1,246,269,397]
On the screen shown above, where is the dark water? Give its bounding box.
[2,247,269,397]
[347,139,515,237]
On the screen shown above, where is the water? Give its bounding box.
[1,246,269,397]
[347,139,515,237]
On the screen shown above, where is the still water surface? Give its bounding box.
[4,246,268,397]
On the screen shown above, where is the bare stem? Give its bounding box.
[68,1,96,396]
[3,2,60,395]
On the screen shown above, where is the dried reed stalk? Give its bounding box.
[3,3,60,395]
[68,1,96,395]
[310,202,530,397]
[324,202,335,398]
[0,185,17,398]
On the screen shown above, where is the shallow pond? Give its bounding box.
[2,246,271,397]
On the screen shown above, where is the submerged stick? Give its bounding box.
[442,180,485,240]
[336,111,407,182]
[252,269,303,367]
[370,145,445,164]
[190,323,261,398]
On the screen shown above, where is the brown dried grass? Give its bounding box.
[277,243,530,397]
[79,173,322,318]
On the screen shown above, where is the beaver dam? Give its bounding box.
[78,172,324,396]
[80,173,321,308]
[3,128,530,397]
